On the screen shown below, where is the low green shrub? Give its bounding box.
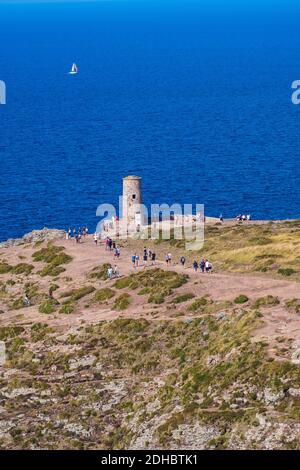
[11,263,34,275]
[253,295,280,308]
[61,285,95,302]
[138,287,151,295]
[0,262,12,274]
[114,269,188,306]
[93,288,115,303]
[234,294,249,304]
[39,298,59,314]
[278,268,296,277]
[33,244,71,265]
[38,265,65,277]
[172,293,195,304]
[49,284,59,292]
[285,299,300,314]
[10,297,26,310]
[188,296,210,312]
[113,293,132,311]
[148,291,166,304]
[33,244,72,278]
[114,277,139,290]
[59,303,75,314]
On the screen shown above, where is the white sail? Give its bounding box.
[69,63,78,74]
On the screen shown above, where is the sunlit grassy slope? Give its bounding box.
[164,220,300,278]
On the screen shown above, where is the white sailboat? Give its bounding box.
[69,63,78,75]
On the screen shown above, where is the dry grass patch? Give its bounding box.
[113,293,132,311]
[60,286,95,302]
[253,295,280,308]
[93,288,115,303]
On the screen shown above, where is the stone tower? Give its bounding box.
[122,176,144,229]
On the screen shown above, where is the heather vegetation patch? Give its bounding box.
[33,244,72,278]
[2,310,300,449]
[172,293,196,304]
[0,261,33,276]
[39,298,59,314]
[114,269,188,291]
[11,263,34,275]
[234,294,249,304]
[285,299,300,314]
[113,293,132,311]
[60,286,95,302]
[278,268,296,277]
[148,291,166,304]
[138,287,151,295]
[49,284,59,292]
[0,262,12,274]
[32,244,70,264]
[114,268,188,304]
[188,296,212,312]
[92,288,115,303]
[39,265,66,277]
[82,313,300,405]
[59,303,75,314]
[253,295,280,308]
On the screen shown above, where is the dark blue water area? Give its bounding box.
[0,1,299,241]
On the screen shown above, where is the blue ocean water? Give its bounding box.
[0,1,299,241]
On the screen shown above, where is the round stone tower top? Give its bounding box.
[123,175,141,181]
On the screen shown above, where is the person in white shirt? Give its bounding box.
[113,265,119,278]
[107,267,113,279]
[205,260,212,273]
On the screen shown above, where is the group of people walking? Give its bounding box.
[219,214,251,222]
[180,256,213,273]
[129,250,213,274]
[132,247,157,268]
[92,234,121,257]
[102,237,121,259]
[192,258,213,273]
[66,227,89,243]
[235,214,251,221]
[66,229,214,279]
